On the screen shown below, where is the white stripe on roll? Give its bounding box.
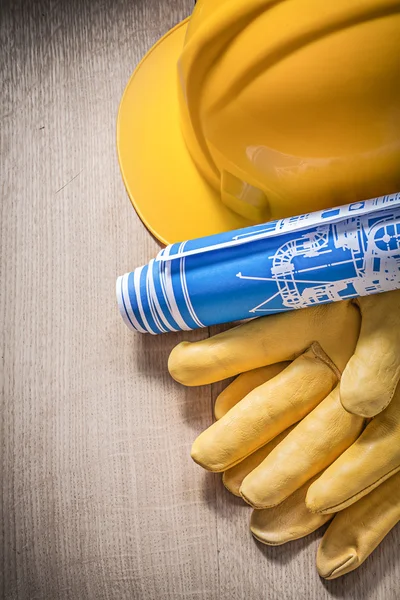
[121,272,148,334]
[180,255,205,328]
[133,267,158,335]
[116,276,137,332]
[148,259,178,332]
[146,261,167,333]
[160,245,192,331]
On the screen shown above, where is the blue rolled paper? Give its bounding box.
[117,193,400,334]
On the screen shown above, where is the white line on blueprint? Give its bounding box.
[237,273,337,285]
[297,259,357,273]
[250,308,292,312]
[249,291,282,312]
[241,211,400,313]
[158,194,400,262]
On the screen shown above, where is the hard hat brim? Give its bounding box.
[117,19,250,245]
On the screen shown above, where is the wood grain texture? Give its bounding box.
[1,1,399,599]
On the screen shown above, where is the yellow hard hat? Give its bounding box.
[117,0,400,245]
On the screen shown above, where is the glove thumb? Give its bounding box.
[340,290,400,418]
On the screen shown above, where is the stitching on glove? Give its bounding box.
[315,464,400,514]
[222,474,241,497]
[251,531,313,546]
[370,380,398,416]
[348,296,399,416]
[193,438,276,472]
[307,342,341,381]
[240,489,282,510]
[324,554,356,579]
[251,532,286,546]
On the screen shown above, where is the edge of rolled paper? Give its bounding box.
[116,275,138,332]
[116,272,153,333]
[117,192,400,335]
[156,193,400,262]
[116,262,194,334]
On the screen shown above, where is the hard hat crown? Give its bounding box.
[179,0,400,222]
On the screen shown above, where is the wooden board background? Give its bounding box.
[1,0,399,598]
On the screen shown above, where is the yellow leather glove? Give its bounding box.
[340,292,400,417]
[223,386,366,510]
[225,379,400,514]
[169,290,400,417]
[230,457,400,579]
[168,291,400,512]
[220,392,400,580]
[251,471,400,580]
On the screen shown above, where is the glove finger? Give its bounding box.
[240,387,364,509]
[223,426,294,496]
[306,383,400,514]
[169,301,359,386]
[215,362,289,420]
[341,290,400,417]
[191,348,337,472]
[317,471,400,580]
[250,475,333,546]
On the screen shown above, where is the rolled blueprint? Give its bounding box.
[117,193,400,334]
